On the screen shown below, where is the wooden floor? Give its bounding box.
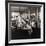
[11,28,40,39]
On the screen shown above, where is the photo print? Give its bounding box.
[5,1,45,45]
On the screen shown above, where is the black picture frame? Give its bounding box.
[5,0,45,46]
